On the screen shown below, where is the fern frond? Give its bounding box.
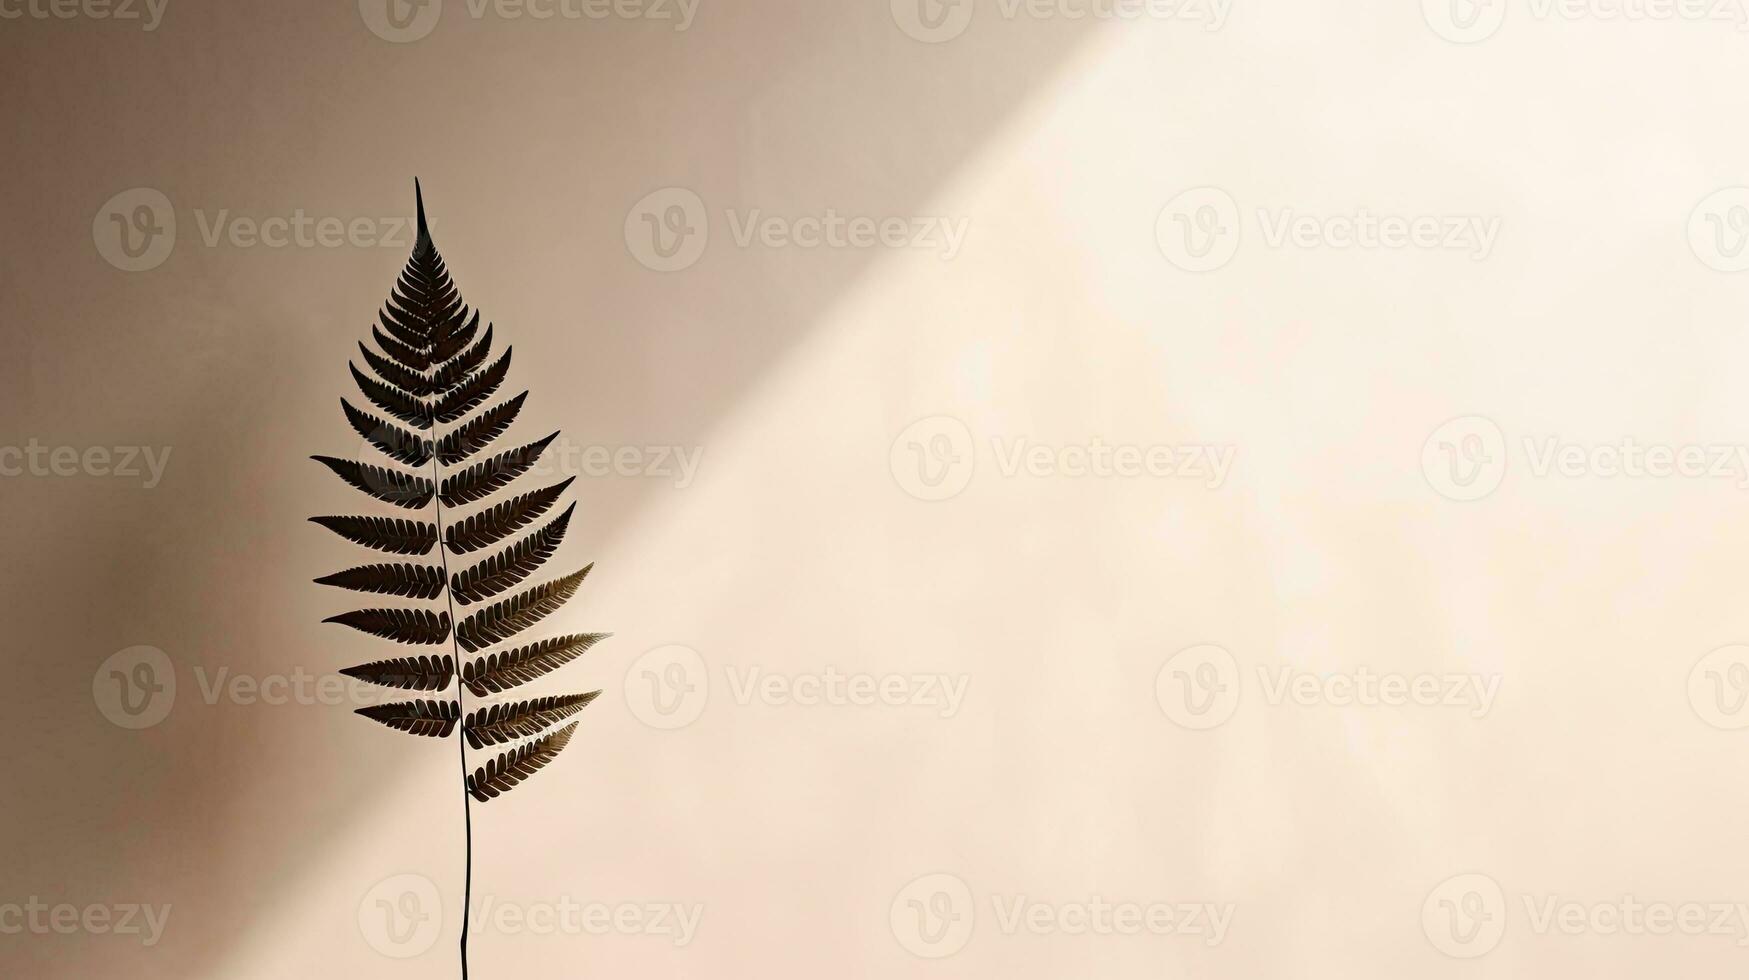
[324,607,451,645]
[358,342,434,397]
[444,478,573,555]
[430,310,482,364]
[341,655,455,691]
[309,515,436,555]
[436,392,526,466]
[342,400,433,467]
[377,306,431,352]
[462,633,608,696]
[373,325,431,372]
[464,692,600,749]
[311,456,434,509]
[455,565,592,653]
[315,562,445,599]
[350,363,432,430]
[431,348,512,424]
[357,699,460,737]
[450,504,573,604]
[467,721,579,802]
[432,324,494,390]
[439,433,558,507]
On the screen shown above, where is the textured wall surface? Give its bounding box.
[4,1,1749,976]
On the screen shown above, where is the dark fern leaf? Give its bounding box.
[436,392,526,466]
[342,400,433,467]
[456,565,592,653]
[462,633,608,696]
[430,309,482,365]
[357,699,460,738]
[341,655,455,691]
[358,342,434,397]
[309,515,436,555]
[430,348,512,424]
[324,607,451,645]
[373,325,431,372]
[464,692,600,749]
[439,432,557,507]
[350,363,432,430]
[467,721,579,802]
[377,306,431,353]
[450,504,573,604]
[311,456,434,509]
[444,478,573,555]
[431,323,494,391]
[315,562,445,599]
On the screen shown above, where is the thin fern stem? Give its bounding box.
[429,417,473,980]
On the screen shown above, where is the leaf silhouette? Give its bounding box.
[342,399,433,467]
[357,699,460,737]
[437,391,525,466]
[439,432,557,507]
[315,562,445,599]
[323,607,451,645]
[464,692,600,749]
[309,516,436,555]
[450,504,574,605]
[314,182,608,974]
[445,478,574,555]
[312,456,433,509]
[467,722,579,802]
[341,655,455,691]
[456,566,592,653]
[463,633,609,696]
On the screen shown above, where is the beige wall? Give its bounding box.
[5,0,1749,976]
